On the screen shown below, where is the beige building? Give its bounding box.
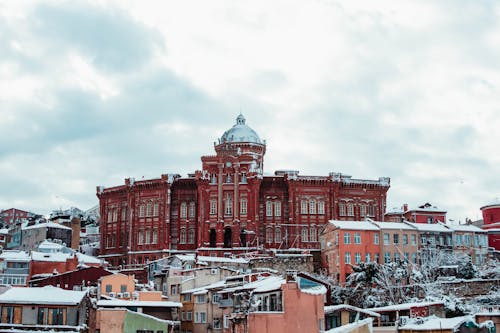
[369,221,419,266]
[447,224,488,265]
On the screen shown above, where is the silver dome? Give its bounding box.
[220,114,263,144]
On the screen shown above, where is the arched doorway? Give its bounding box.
[209,229,216,248]
[240,229,247,247]
[224,227,232,248]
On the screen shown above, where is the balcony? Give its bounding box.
[217,298,233,308]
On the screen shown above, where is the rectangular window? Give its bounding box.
[354,233,361,244]
[223,314,229,328]
[365,253,371,262]
[194,312,206,323]
[344,252,351,264]
[240,198,247,215]
[153,203,159,217]
[213,318,222,329]
[210,200,217,215]
[404,252,409,262]
[368,204,375,216]
[384,252,391,263]
[274,201,281,217]
[183,294,192,302]
[120,285,127,293]
[374,233,379,245]
[309,200,316,214]
[360,204,366,217]
[411,234,417,245]
[355,252,361,264]
[105,284,112,293]
[195,294,206,303]
[411,253,417,264]
[186,311,192,321]
[403,234,408,245]
[188,203,195,218]
[301,200,308,214]
[225,195,232,216]
[393,234,399,244]
[153,228,158,244]
[347,204,354,216]
[344,232,350,244]
[394,253,400,262]
[301,228,308,242]
[374,253,379,263]
[383,233,390,245]
[266,228,273,244]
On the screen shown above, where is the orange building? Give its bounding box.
[99,273,135,299]
[320,220,381,284]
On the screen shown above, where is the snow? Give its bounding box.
[76,252,101,264]
[447,224,486,233]
[300,285,327,296]
[0,228,9,235]
[223,276,285,293]
[324,304,380,318]
[480,198,500,209]
[0,286,86,305]
[31,251,73,262]
[181,280,227,295]
[367,301,444,312]
[37,240,65,251]
[97,299,182,308]
[407,222,452,233]
[197,255,248,264]
[0,250,30,261]
[22,222,72,231]
[328,220,380,231]
[369,220,416,230]
[325,317,373,333]
[399,315,470,331]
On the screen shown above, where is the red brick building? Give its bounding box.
[0,208,36,226]
[480,198,500,251]
[97,115,390,267]
[385,203,446,224]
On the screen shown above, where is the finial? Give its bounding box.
[236,113,245,125]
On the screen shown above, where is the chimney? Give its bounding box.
[403,204,408,212]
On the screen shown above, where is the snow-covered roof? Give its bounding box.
[0,228,9,235]
[0,286,86,305]
[223,276,285,294]
[328,220,380,231]
[325,318,373,333]
[408,203,446,213]
[369,221,416,231]
[447,224,486,233]
[76,252,102,264]
[172,254,196,262]
[367,301,444,312]
[181,280,228,295]
[0,250,30,261]
[197,256,249,264]
[220,114,263,144]
[97,299,182,308]
[324,304,380,317]
[399,315,470,331]
[480,198,500,210]
[38,239,66,251]
[22,221,72,231]
[300,284,327,296]
[406,222,452,233]
[31,251,73,262]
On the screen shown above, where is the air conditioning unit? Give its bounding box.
[109,292,116,298]
[399,316,409,325]
[123,292,130,298]
[117,293,124,298]
[132,292,139,300]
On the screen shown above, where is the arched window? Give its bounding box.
[113,209,118,222]
[241,173,247,183]
[266,228,273,244]
[211,174,217,184]
[317,201,325,215]
[309,200,316,214]
[275,228,282,243]
[210,199,217,215]
[301,200,308,214]
[138,230,144,245]
[310,227,317,242]
[146,202,153,217]
[180,202,187,218]
[139,204,145,218]
[339,203,346,216]
[153,203,159,216]
[121,207,127,220]
[347,203,354,216]
[274,201,281,217]
[152,228,158,244]
[240,198,247,215]
[266,201,272,217]
[188,229,195,244]
[188,202,196,218]
[301,228,309,242]
[180,229,186,244]
[145,228,151,244]
[107,210,112,222]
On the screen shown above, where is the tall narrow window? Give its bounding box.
[152,228,158,244]
[189,202,196,218]
[240,198,247,215]
[211,174,217,184]
[153,203,159,216]
[266,228,273,244]
[113,209,118,222]
[360,204,367,217]
[347,203,354,216]
[266,201,273,217]
[301,200,308,214]
[107,210,112,222]
[355,253,361,264]
[274,201,281,217]
[354,233,361,244]
[139,204,145,218]
[344,252,351,264]
[302,228,309,242]
[310,227,317,242]
[318,201,325,215]
[146,202,153,217]
[188,229,195,244]
[309,200,316,214]
[210,200,217,215]
[225,195,232,216]
[121,207,127,221]
[344,232,351,244]
[180,229,186,244]
[275,228,282,243]
[145,228,151,244]
[339,203,346,216]
[241,173,247,183]
[180,202,187,218]
[138,230,144,245]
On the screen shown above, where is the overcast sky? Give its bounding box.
[1,0,499,222]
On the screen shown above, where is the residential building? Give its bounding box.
[96,308,178,333]
[367,301,445,326]
[21,221,72,252]
[29,266,113,290]
[405,222,453,264]
[97,114,390,267]
[323,304,380,331]
[370,221,419,268]
[447,224,488,265]
[385,203,447,224]
[320,220,381,284]
[0,286,88,331]
[0,208,36,226]
[0,250,30,286]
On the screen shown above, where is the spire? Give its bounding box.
[236,114,246,125]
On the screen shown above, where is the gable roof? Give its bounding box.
[0,286,86,305]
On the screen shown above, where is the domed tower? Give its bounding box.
[197,115,266,254]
